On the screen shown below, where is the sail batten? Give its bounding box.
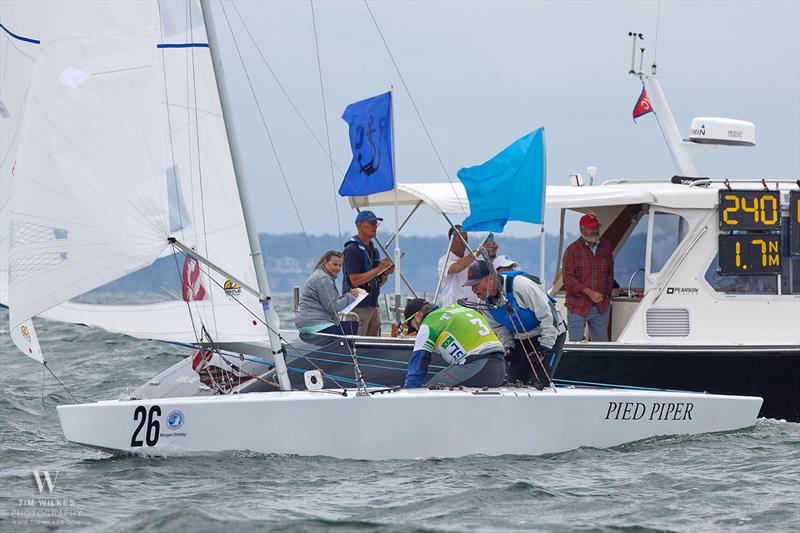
[3,0,269,343]
[8,1,169,329]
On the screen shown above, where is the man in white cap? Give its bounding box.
[493,255,519,273]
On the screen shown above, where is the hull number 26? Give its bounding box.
[130,405,161,447]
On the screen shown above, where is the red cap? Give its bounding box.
[579,214,600,229]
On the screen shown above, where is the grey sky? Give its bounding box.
[212,0,800,239]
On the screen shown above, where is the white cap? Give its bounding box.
[493,255,518,269]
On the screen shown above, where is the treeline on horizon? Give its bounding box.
[85,231,649,297]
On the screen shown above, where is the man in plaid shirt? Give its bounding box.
[562,214,615,341]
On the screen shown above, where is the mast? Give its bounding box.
[643,74,699,177]
[200,0,291,391]
[628,32,698,177]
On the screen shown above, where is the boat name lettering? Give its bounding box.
[605,401,694,421]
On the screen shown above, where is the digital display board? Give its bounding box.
[718,190,781,230]
[718,234,781,275]
[791,191,800,256]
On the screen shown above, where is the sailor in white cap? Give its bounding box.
[493,255,519,273]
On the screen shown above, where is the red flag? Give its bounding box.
[181,255,207,301]
[632,85,654,122]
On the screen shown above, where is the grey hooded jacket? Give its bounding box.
[295,266,356,329]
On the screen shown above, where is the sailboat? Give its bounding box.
[2,0,761,459]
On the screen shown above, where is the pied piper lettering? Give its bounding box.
[605,401,694,421]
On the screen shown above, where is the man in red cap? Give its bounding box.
[562,213,615,341]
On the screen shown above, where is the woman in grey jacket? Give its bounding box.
[295,251,361,335]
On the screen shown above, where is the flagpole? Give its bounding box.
[540,128,547,283]
[391,87,401,324]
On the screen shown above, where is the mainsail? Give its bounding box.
[3,0,271,344]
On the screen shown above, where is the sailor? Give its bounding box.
[295,250,361,335]
[562,213,614,341]
[436,225,499,306]
[342,211,394,336]
[402,298,506,389]
[464,261,567,387]
[493,254,519,273]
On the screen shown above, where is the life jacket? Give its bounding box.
[486,271,560,334]
[343,236,379,292]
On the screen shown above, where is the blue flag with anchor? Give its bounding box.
[339,91,394,196]
[457,128,546,232]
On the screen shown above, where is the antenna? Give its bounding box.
[638,47,646,75]
[627,32,643,75]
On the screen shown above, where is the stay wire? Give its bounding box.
[653,0,662,66]
[189,0,222,340]
[363,0,467,214]
[219,0,314,260]
[43,362,79,404]
[229,2,347,177]
[310,0,343,244]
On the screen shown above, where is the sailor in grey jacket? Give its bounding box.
[295,254,358,332]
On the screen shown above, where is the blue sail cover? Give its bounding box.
[339,91,394,196]
[457,128,546,232]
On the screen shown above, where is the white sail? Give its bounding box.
[10,319,43,363]
[7,0,169,329]
[4,0,270,343]
[1,3,43,306]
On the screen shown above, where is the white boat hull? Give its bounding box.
[57,388,762,460]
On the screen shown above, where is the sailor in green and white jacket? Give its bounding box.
[403,299,506,389]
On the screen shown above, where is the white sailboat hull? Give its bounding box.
[57,388,762,460]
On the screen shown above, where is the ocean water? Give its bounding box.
[1,300,798,532]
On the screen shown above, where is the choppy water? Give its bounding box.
[1,300,798,532]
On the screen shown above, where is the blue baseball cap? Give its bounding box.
[355,210,383,224]
[463,260,492,286]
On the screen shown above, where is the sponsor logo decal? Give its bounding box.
[166,410,185,430]
[223,279,241,297]
[20,324,31,342]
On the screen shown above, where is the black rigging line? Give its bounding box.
[229,1,347,177]
[190,0,222,339]
[218,0,314,260]
[362,0,466,214]
[310,0,343,244]
[43,362,79,404]
[185,252,350,390]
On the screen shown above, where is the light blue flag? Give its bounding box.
[339,91,394,196]
[457,128,546,232]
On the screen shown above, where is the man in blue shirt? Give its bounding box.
[342,211,393,336]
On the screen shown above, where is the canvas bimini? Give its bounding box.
[2,1,762,458]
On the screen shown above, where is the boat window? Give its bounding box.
[705,216,800,295]
[780,256,800,295]
[704,254,778,294]
[613,213,648,290]
[649,212,689,274]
